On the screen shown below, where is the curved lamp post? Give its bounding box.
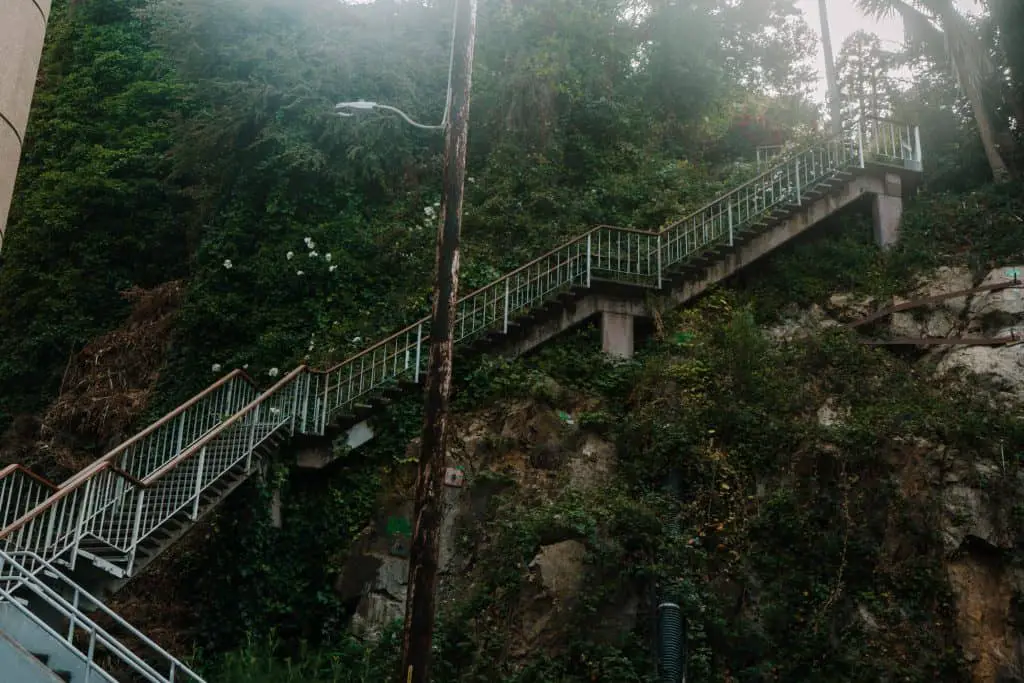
[334,1,477,681]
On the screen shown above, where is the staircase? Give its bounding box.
[0,118,922,677]
[0,550,202,681]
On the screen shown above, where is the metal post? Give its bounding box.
[299,373,310,433]
[414,322,423,381]
[656,235,663,288]
[914,125,922,167]
[246,405,260,473]
[586,233,592,288]
[502,277,510,333]
[727,202,734,247]
[67,589,79,642]
[288,377,300,434]
[321,374,330,434]
[794,159,801,204]
[126,490,145,576]
[191,447,206,521]
[399,0,477,680]
[69,479,94,571]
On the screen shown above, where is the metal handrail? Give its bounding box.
[0,549,204,682]
[0,119,922,582]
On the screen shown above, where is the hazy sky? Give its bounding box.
[797,0,983,102]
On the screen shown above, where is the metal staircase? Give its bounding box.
[0,550,203,681]
[0,118,922,676]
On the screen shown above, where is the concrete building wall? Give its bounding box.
[0,0,52,250]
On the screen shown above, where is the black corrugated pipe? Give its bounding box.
[657,468,687,682]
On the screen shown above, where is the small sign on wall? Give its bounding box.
[444,467,465,488]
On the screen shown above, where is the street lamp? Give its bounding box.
[334,1,477,681]
[335,100,448,131]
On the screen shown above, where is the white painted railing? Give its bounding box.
[0,549,205,682]
[0,119,921,579]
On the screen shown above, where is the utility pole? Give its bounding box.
[818,0,843,135]
[399,0,477,680]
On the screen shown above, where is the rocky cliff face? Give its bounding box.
[335,265,1024,682]
[336,396,627,656]
[803,264,1024,683]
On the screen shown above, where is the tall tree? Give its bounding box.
[989,0,1024,128]
[837,31,900,124]
[854,0,1012,180]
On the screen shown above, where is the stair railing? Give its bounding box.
[0,549,205,682]
[0,119,920,575]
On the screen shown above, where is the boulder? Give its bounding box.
[968,266,1024,325]
[890,265,973,338]
[935,340,1024,405]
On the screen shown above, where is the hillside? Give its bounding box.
[0,0,1022,681]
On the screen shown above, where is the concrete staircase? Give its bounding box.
[0,119,923,677]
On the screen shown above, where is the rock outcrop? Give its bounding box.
[335,392,621,643]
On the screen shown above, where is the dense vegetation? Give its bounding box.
[0,0,1022,680]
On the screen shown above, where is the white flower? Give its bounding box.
[309,250,318,258]
[324,253,332,262]
[268,367,280,378]
[222,259,233,269]
[243,364,249,370]
[297,270,305,276]
[468,177,476,184]
[286,251,294,260]
[211,363,222,373]
[351,336,362,344]
[424,206,435,217]
[304,236,313,246]
[329,265,338,272]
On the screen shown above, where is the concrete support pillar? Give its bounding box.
[0,0,52,248]
[872,172,904,249]
[601,310,634,358]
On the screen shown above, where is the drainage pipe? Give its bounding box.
[657,468,687,682]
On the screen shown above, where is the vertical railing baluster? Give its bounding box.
[192,446,205,520]
[414,323,423,381]
[125,488,145,576]
[794,159,801,205]
[656,234,662,288]
[503,278,510,333]
[586,233,592,288]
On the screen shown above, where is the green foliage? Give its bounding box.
[737,180,1024,325]
[611,300,1015,681]
[191,458,382,650]
[202,631,398,683]
[0,0,191,427]
[888,182,1024,277]
[5,0,1024,679]
[454,325,640,411]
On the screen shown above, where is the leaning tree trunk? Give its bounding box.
[958,63,1011,180]
[938,3,1011,181]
